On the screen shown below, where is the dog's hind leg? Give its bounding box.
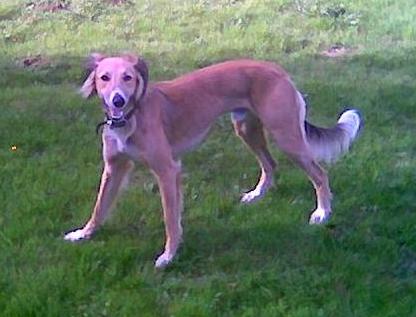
[259,86,333,223]
[231,110,277,203]
[64,158,134,241]
[267,127,333,223]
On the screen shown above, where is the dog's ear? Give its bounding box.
[80,53,106,98]
[134,57,149,101]
[122,53,149,101]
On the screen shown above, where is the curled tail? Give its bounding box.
[305,109,362,163]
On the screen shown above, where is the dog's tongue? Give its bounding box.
[111,108,124,119]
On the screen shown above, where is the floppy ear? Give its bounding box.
[134,57,149,101]
[122,53,149,101]
[80,53,106,98]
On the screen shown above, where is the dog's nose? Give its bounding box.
[112,93,125,108]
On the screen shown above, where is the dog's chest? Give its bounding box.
[103,120,140,159]
[107,128,128,151]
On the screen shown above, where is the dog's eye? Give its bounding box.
[100,74,110,82]
[123,75,133,82]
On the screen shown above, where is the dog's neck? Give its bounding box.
[96,99,139,134]
[103,114,137,156]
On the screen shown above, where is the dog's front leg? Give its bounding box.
[153,161,183,269]
[64,158,134,241]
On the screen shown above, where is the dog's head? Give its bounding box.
[81,53,148,119]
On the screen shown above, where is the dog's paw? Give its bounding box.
[154,251,175,269]
[240,188,264,204]
[64,228,91,242]
[309,208,331,224]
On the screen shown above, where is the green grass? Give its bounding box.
[1,0,416,316]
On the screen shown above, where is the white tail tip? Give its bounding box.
[337,109,361,140]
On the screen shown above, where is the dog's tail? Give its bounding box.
[305,110,362,163]
[302,97,362,164]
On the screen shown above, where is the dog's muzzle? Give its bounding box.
[112,93,125,108]
[96,87,142,134]
[96,96,130,133]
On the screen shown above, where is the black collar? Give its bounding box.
[95,103,137,134]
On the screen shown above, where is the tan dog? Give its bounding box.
[64,53,361,268]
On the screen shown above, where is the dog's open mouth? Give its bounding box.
[95,105,128,134]
[107,107,127,128]
[109,108,124,120]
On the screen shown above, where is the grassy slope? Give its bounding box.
[1,0,416,316]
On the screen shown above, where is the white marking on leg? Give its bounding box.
[309,207,331,224]
[64,228,91,241]
[241,169,272,204]
[241,186,265,203]
[155,251,175,269]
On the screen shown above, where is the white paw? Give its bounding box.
[64,228,91,242]
[241,188,264,204]
[155,251,175,269]
[309,208,331,224]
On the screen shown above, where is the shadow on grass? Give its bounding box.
[0,54,85,89]
[0,2,21,21]
[2,44,416,88]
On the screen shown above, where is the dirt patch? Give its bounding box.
[320,44,358,58]
[26,0,130,13]
[26,1,69,13]
[21,55,51,68]
[107,0,132,5]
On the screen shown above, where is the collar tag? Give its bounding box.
[109,118,127,129]
[96,102,137,134]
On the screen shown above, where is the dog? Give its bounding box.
[64,53,361,268]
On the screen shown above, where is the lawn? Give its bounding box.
[1,0,416,316]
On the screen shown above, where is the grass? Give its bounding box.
[1,0,416,316]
